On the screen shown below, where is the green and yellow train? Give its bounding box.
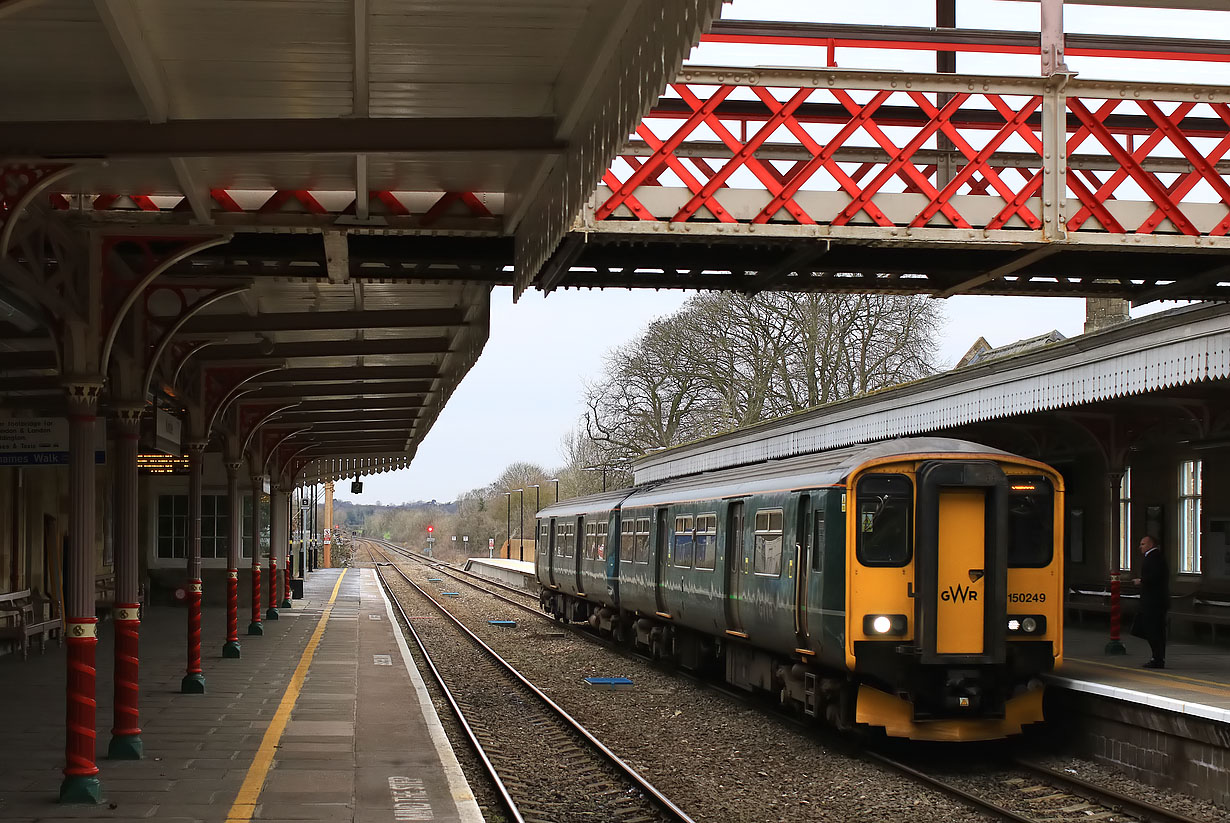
[535,437,1064,741]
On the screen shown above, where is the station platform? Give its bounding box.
[462,557,536,591]
[0,567,482,822]
[1050,625,1230,722]
[1044,625,1230,807]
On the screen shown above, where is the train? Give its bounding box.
[534,437,1064,741]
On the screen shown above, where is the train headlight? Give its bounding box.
[1007,615,1047,635]
[862,614,908,636]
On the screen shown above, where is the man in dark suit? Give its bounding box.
[1131,535,1169,668]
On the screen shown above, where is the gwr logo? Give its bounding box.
[941,584,979,603]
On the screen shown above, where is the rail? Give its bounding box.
[367,541,696,823]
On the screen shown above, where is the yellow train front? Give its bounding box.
[845,453,1064,741]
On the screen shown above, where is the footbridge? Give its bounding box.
[7,7,1230,303]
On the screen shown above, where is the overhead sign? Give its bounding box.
[0,417,106,466]
[155,409,182,455]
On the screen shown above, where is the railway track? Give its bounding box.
[865,750,1212,823]
[366,539,1215,823]
[365,541,695,823]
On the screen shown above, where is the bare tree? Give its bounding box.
[578,290,943,460]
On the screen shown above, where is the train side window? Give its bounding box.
[856,474,912,567]
[753,509,784,576]
[674,515,694,568]
[694,514,717,570]
[635,517,651,564]
[620,518,635,563]
[555,523,566,558]
[562,522,575,558]
[582,521,596,560]
[1008,476,1054,568]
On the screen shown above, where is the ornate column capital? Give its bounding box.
[63,379,104,418]
[185,439,208,456]
[111,405,144,437]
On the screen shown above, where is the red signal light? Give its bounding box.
[427,525,434,533]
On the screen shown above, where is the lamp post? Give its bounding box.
[514,489,524,562]
[552,477,560,503]
[503,491,511,559]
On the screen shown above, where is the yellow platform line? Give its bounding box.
[1067,656,1230,697]
[225,570,347,823]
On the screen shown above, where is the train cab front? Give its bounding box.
[845,456,1064,742]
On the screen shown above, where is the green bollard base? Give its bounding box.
[280,598,292,609]
[222,641,242,658]
[58,775,102,804]
[265,607,279,621]
[1105,638,1127,655]
[180,673,206,694]
[107,733,143,760]
[246,621,264,636]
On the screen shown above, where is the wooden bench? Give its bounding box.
[95,573,146,619]
[0,589,63,660]
[1067,586,1230,642]
[1065,587,1139,625]
[95,572,115,618]
[1171,591,1230,642]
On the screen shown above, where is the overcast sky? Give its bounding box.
[334,0,1221,506]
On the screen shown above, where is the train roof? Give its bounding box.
[535,487,639,520]
[538,438,1016,519]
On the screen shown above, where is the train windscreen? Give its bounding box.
[1007,476,1054,567]
[856,474,913,567]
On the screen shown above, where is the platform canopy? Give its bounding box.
[0,0,722,479]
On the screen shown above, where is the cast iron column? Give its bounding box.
[267,485,284,620]
[281,488,292,608]
[222,460,242,658]
[247,473,263,635]
[181,440,206,693]
[60,380,103,803]
[108,406,143,759]
[1106,471,1127,655]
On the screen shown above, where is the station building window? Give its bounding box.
[1118,468,1132,572]
[694,514,717,570]
[157,494,229,560]
[753,509,784,576]
[1179,459,1202,574]
[673,515,694,568]
[241,494,270,560]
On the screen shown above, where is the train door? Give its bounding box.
[724,501,745,633]
[574,516,586,595]
[654,508,670,616]
[793,494,811,646]
[546,517,557,587]
[935,490,986,654]
[915,461,1007,665]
